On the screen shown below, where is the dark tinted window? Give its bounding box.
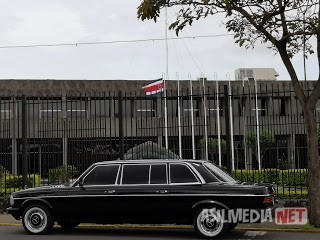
[122,164,150,184]
[84,165,119,185]
[170,164,198,183]
[150,164,167,184]
[191,163,218,183]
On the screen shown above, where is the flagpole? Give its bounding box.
[189,74,196,160]
[242,79,248,171]
[215,78,222,167]
[177,73,182,158]
[164,7,169,149]
[228,78,235,170]
[254,77,261,170]
[201,74,208,161]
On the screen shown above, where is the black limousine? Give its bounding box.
[7,160,275,238]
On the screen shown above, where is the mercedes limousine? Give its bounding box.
[7,160,275,238]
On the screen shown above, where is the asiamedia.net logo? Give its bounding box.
[201,207,308,225]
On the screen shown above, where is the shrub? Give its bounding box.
[48,165,78,185]
[4,174,41,189]
[0,165,5,188]
[232,169,307,186]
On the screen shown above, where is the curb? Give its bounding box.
[1,223,320,233]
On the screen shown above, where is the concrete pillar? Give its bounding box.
[63,137,68,166]
[11,138,17,175]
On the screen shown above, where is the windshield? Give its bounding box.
[203,162,237,182]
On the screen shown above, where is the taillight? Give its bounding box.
[263,196,274,206]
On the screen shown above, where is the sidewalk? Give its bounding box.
[1,213,320,233]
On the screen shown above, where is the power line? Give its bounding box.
[0,34,234,49]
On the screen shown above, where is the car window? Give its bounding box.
[170,164,199,184]
[191,163,219,183]
[122,164,150,185]
[203,162,237,182]
[150,164,167,184]
[84,165,119,185]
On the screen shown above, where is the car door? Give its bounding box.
[65,164,121,222]
[115,163,170,223]
[167,163,203,223]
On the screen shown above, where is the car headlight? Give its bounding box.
[10,195,14,206]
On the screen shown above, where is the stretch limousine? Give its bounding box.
[7,160,275,238]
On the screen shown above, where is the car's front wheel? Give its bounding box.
[22,204,54,235]
[193,207,228,238]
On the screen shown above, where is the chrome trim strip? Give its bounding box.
[14,193,269,200]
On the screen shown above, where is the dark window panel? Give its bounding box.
[84,165,119,185]
[122,164,150,184]
[170,164,198,183]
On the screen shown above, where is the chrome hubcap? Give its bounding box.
[197,209,223,237]
[24,207,47,233]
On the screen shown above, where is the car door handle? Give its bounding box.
[105,190,116,194]
[156,190,168,194]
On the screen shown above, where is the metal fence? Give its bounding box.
[0,81,312,199]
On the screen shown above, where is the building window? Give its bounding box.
[208,98,224,117]
[232,98,245,117]
[182,99,199,117]
[115,99,133,118]
[90,98,111,117]
[0,99,13,119]
[136,99,156,117]
[273,98,287,116]
[40,98,62,118]
[67,99,87,118]
[252,97,267,116]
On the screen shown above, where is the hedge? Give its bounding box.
[2,174,41,193]
[232,169,307,187]
[48,165,78,185]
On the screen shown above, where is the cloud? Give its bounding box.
[0,0,316,81]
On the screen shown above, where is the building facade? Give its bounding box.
[0,79,315,175]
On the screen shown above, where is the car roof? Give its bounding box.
[93,159,207,166]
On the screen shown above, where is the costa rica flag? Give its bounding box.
[142,78,164,95]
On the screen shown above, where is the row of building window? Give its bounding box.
[0,97,293,119]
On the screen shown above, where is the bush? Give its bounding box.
[0,165,5,188]
[4,174,41,189]
[232,169,307,186]
[48,165,78,185]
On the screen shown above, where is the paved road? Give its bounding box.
[0,226,319,240]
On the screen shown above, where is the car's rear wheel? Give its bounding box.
[22,204,54,235]
[193,207,228,238]
[58,221,79,229]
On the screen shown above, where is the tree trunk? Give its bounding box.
[304,105,320,227]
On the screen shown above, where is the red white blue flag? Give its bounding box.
[142,78,164,95]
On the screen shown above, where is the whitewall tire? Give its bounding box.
[22,204,54,235]
[193,207,228,238]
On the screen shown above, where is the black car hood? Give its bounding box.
[12,184,71,197]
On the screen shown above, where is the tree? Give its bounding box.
[245,129,275,164]
[199,137,226,164]
[137,0,320,226]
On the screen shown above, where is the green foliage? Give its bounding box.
[138,1,318,59]
[4,174,41,189]
[48,165,78,185]
[0,165,5,188]
[199,137,226,162]
[245,129,275,150]
[232,169,308,187]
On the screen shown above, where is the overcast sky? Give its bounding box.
[0,0,317,81]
